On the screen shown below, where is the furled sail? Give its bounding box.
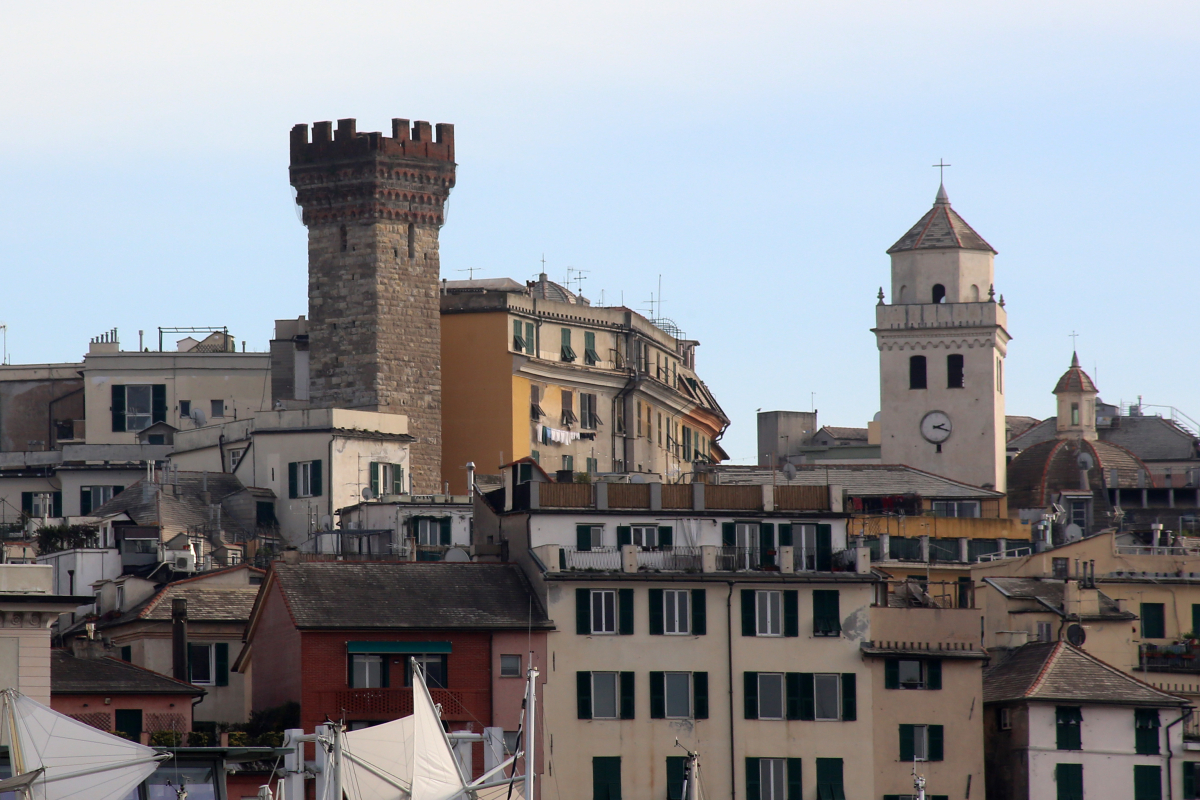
[0,689,165,800]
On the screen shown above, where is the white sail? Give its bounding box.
[341,715,415,800]
[409,668,467,800]
[1,689,164,800]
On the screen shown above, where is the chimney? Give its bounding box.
[172,598,188,682]
[71,622,112,659]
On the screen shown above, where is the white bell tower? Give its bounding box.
[874,183,1010,491]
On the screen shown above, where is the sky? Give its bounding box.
[2,1,1199,463]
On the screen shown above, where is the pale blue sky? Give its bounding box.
[2,2,1198,463]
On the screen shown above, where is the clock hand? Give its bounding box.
[932,423,948,431]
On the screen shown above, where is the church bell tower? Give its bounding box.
[874,183,1010,491]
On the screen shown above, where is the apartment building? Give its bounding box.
[440,275,729,493]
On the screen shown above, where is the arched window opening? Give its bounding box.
[339,224,348,253]
[407,223,416,259]
[899,285,908,302]
[909,356,927,390]
[1071,403,1080,426]
[970,284,980,301]
[947,354,964,388]
[932,284,946,304]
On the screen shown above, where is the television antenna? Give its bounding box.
[0,323,7,365]
[457,267,483,279]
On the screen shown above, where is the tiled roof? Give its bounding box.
[1006,438,1151,510]
[138,585,259,622]
[983,641,1187,707]
[710,463,1003,498]
[817,427,869,442]
[1053,353,1098,394]
[983,577,1134,620]
[91,472,257,537]
[887,185,996,255]
[51,650,204,695]
[268,562,553,630]
[1006,416,1042,441]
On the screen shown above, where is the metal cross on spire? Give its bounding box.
[1069,330,1079,350]
[933,159,951,182]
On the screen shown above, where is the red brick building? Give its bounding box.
[236,561,551,775]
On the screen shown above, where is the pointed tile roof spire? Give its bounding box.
[1054,352,1098,394]
[887,184,996,255]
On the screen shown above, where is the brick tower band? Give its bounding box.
[289,117,456,493]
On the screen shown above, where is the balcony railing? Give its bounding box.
[1139,642,1200,673]
[314,688,487,721]
[560,546,622,571]
[637,546,703,572]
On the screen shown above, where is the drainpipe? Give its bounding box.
[727,581,737,800]
[171,598,188,682]
[1166,707,1193,800]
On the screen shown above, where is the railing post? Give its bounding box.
[621,544,638,573]
[762,484,774,512]
[959,538,969,563]
[779,545,794,573]
[692,481,705,511]
[919,535,930,563]
[650,483,662,511]
[701,545,717,573]
[529,481,540,509]
[595,481,608,510]
[880,533,890,560]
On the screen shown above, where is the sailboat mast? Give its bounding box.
[5,692,25,777]
[525,656,538,800]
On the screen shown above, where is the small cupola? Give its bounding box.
[1054,352,1099,441]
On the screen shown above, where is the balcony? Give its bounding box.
[547,544,860,575]
[511,481,832,513]
[313,688,487,722]
[1138,642,1200,673]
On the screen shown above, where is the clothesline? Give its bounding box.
[539,425,581,445]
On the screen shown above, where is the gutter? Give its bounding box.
[727,581,736,800]
[1166,707,1193,800]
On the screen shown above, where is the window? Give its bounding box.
[228,448,246,471]
[211,399,225,419]
[790,523,827,571]
[629,525,658,549]
[513,320,528,352]
[592,590,617,634]
[666,757,688,800]
[116,584,125,609]
[1184,762,1199,800]
[657,413,663,446]
[592,757,621,800]
[884,658,942,690]
[562,454,574,472]
[615,401,625,435]
[407,222,415,258]
[663,590,690,634]
[1037,621,1053,642]
[578,671,634,720]
[756,673,785,719]
[816,758,845,800]
[757,590,782,636]
[931,284,946,303]
[350,654,384,688]
[759,758,786,800]
[561,328,577,362]
[1136,709,1161,755]
[1057,764,1083,800]
[580,393,601,429]
[586,457,598,474]
[80,485,121,515]
[576,524,603,551]
[813,590,841,636]
[646,404,652,440]
[110,384,165,433]
[115,709,142,741]
[998,707,1012,730]
[179,400,191,418]
[500,655,522,678]
[1056,706,1083,750]
[814,674,842,720]
[899,724,944,762]
[996,356,1003,393]
[909,356,927,390]
[932,501,979,518]
[650,671,707,720]
[664,672,692,718]
[288,460,322,498]
[414,517,451,546]
[403,654,448,688]
[127,385,153,431]
[636,401,642,437]
[1142,603,1166,639]
[189,643,214,685]
[584,331,600,365]
[746,671,855,722]
[1053,557,1070,579]
[562,390,577,426]
[370,462,406,497]
[1135,765,1163,800]
[1071,402,1080,426]
[947,354,964,388]
[1071,500,1088,529]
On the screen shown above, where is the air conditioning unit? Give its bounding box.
[162,543,197,573]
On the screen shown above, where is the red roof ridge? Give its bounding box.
[1025,640,1064,697]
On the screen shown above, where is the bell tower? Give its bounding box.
[290,118,456,493]
[873,184,1010,491]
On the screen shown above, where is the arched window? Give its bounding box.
[947,354,964,388]
[932,284,946,304]
[899,285,908,302]
[339,224,348,253]
[969,284,980,301]
[407,223,416,259]
[1071,403,1080,426]
[909,356,927,390]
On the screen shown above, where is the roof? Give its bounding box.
[983,641,1188,707]
[51,650,204,696]
[91,472,253,536]
[983,577,1134,620]
[708,463,1004,498]
[441,277,528,293]
[887,185,996,255]
[1006,416,1042,441]
[528,273,581,304]
[816,426,869,442]
[1007,437,1152,510]
[263,562,553,630]
[1053,353,1098,394]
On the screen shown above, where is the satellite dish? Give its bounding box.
[362,487,376,502]
[1066,623,1086,647]
[630,474,647,484]
[783,463,798,481]
[190,408,207,427]
[1077,453,1095,470]
[319,515,332,531]
[444,547,470,563]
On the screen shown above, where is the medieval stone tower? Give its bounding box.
[290,118,456,493]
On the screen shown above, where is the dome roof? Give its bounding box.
[528,272,580,304]
[1006,437,1152,510]
[887,184,996,255]
[1053,352,1098,394]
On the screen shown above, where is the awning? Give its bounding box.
[347,641,452,654]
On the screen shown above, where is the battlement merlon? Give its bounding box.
[289,118,455,165]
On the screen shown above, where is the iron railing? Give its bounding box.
[637,546,703,572]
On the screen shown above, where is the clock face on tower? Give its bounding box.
[920,411,953,443]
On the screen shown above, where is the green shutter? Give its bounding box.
[1194,605,1200,640]
[215,642,229,686]
[1136,709,1162,755]
[928,724,943,760]
[927,659,943,690]
[778,523,793,547]
[899,724,915,761]
[786,672,802,720]
[513,320,523,349]
[577,589,590,634]
[620,672,635,719]
[815,759,842,800]
[111,385,126,432]
[760,522,775,566]
[649,589,664,635]
[816,524,833,571]
[593,757,621,800]
[799,673,815,720]
[786,758,802,800]
[1056,706,1083,750]
[525,322,535,355]
[841,673,856,721]
[658,526,673,548]
[616,526,631,546]
[577,524,593,551]
[745,758,761,800]
[813,590,841,635]
[741,590,756,636]
[1135,765,1162,800]
[288,463,298,498]
[783,590,799,637]
[80,487,92,516]
[691,589,706,635]
[693,672,708,719]
[1142,603,1166,639]
[618,589,633,635]
[885,659,899,689]
[52,492,62,517]
[650,672,666,719]
[439,518,451,545]
[20,493,32,515]
[1183,762,1196,800]
[1057,763,1084,800]
[151,384,167,424]
[722,522,736,547]
[311,460,323,497]
[666,757,686,800]
[370,463,380,495]
[577,672,592,719]
[392,464,405,494]
[744,672,758,719]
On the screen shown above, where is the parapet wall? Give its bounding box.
[290,118,454,165]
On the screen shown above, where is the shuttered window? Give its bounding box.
[592,757,621,800]
[1135,765,1162,800]
[1142,603,1166,638]
[584,331,601,365]
[815,758,845,800]
[1183,762,1198,800]
[561,328,577,362]
[1056,706,1083,750]
[1056,763,1083,800]
[575,588,631,635]
[577,671,635,720]
[812,590,841,636]
[1136,708,1162,755]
